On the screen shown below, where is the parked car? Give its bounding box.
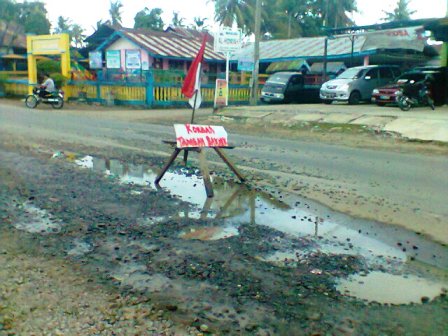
[260,72,321,104]
[371,72,429,106]
[319,65,401,105]
[372,67,445,106]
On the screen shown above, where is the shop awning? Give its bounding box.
[266,59,310,73]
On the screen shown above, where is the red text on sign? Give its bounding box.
[185,124,215,135]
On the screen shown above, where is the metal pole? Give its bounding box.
[250,0,261,106]
[287,12,291,38]
[323,37,328,82]
[350,35,355,67]
[225,52,230,106]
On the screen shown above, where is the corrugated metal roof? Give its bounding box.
[231,27,426,62]
[165,26,214,44]
[231,36,366,62]
[118,29,225,61]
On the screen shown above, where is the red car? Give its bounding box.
[371,72,429,106]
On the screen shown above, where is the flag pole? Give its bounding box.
[190,89,199,124]
[184,89,199,165]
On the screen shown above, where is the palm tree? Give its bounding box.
[210,0,255,34]
[193,17,208,30]
[171,12,185,27]
[71,24,86,48]
[322,0,356,28]
[383,0,416,22]
[109,0,123,27]
[54,16,72,34]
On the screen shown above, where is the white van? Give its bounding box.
[319,65,401,105]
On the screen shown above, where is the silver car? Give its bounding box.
[320,65,400,105]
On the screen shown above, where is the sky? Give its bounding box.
[19,0,448,35]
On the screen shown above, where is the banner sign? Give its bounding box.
[106,50,121,69]
[214,27,242,53]
[361,27,425,52]
[237,57,254,71]
[125,50,141,69]
[174,124,228,148]
[89,51,102,69]
[214,79,228,108]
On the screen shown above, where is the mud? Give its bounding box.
[0,137,447,335]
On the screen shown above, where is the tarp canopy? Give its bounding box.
[1,54,26,59]
[266,59,310,73]
[360,26,425,52]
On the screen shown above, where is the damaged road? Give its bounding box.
[0,102,447,335]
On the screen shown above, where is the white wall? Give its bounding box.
[107,38,151,70]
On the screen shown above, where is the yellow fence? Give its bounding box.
[5,80,253,106]
[63,84,98,99]
[4,82,28,96]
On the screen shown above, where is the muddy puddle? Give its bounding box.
[2,149,447,334]
[70,155,448,306]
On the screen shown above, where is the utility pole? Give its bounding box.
[250,0,261,106]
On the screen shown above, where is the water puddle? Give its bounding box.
[14,202,62,234]
[69,155,448,304]
[179,224,239,241]
[337,271,447,305]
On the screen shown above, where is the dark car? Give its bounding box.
[371,72,427,106]
[260,72,320,103]
[372,67,445,106]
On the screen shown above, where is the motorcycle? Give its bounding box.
[25,87,64,109]
[396,80,435,111]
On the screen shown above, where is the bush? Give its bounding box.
[37,60,60,75]
[51,73,69,89]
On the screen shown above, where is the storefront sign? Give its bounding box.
[214,27,242,53]
[106,50,121,69]
[237,57,254,72]
[214,79,228,108]
[125,50,141,69]
[174,124,228,148]
[89,51,102,69]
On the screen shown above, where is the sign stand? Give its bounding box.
[183,91,199,165]
[155,139,245,198]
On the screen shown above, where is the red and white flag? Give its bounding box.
[181,35,207,109]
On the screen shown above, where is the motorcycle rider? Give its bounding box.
[39,73,55,97]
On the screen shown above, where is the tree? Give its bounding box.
[383,0,416,22]
[171,12,185,27]
[210,0,357,38]
[109,0,123,27]
[0,0,51,34]
[16,1,51,35]
[321,0,356,28]
[211,0,255,34]
[134,7,164,30]
[192,17,208,30]
[53,16,72,34]
[71,24,86,48]
[0,0,17,22]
